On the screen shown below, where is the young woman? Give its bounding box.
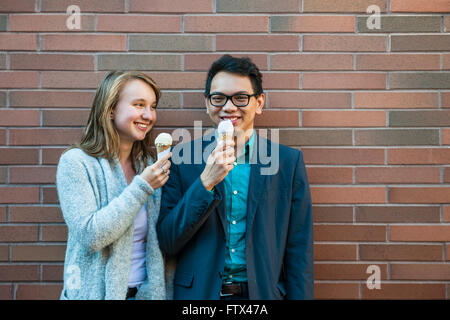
[56,71,173,300]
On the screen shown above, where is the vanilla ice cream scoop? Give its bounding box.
[155,132,172,161]
[217,120,234,142]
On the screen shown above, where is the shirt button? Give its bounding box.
[233,190,238,195]
[229,275,233,279]
[232,220,236,225]
[231,249,235,253]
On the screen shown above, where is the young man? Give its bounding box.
[157,55,313,300]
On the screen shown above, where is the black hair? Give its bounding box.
[204,55,263,96]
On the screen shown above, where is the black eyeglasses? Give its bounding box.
[207,93,259,107]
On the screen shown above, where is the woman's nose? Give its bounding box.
[142,106,155,120]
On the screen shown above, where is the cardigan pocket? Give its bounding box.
[174,271,194,288]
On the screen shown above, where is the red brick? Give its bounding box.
[0,285,13,300]
[303,111,386,127]
[445,168,450,184]
[41,34,126,51]
[0,34,37,50]
[97,15,182,32]
[185,15,268,33]
[302,148,385,165]
[314,244,357,261]
[0,244,8,260]
[9,206,63,223]
[129,0,213,13]
[445,206,450,223]
[0,148,39,164]
[0,110,40,126]
[0,129,5,145]
[389,187,450,204]
[0,207,6,222]
[268,92,351,109]
[9,14,96,31]
[391,0,450,12]
[41,225,68,242]
[216,35,299,52]
[312,187,386,204]
[391,264,450,280]
[41,71,104,89]
[443,92,450,108]
[262,72,300,89]
[304,0,387,12]
[362,284,445,299]
[148,72,206,90]
[390,226,450,242]
[10,53,94,71]
[315,283,359,300]
[388,148,450,164]
[10,90,94,108]
[271,15,354,32]
[356,167,441,184]
[355,92,438,109]
[356,206,440,223]
[184,54,268,71]
[313,206,354,223]
[443,54,450,70]
[0,226,38,241]
[315,263,388,280]
[303,35,387,52]
[42,148,66,165]
[0,71,39,88]
[41,0,125,12]
[315,225,386,241]
[0,0,36,12]
[443,129,450,145]
[42,110,89,127]
[9,128,82,146]
[357,54,440,71]
[42,187,58,204]
[307,167,353,184]
[271,54,353,71]
[42,265,64,281]
[0,187,39,204]
[0,265,39,281]
[16,284,62,300]
[303,73,386,90]
[360,244,443,261]
[9,166,57,184]
[11,245,66,262]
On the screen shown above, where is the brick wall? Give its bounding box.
[0,0,449,300]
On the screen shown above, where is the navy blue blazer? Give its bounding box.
[157,133,314,300]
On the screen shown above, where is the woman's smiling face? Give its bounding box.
[111,79,157,147]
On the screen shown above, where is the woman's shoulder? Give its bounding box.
[58,147,99,167]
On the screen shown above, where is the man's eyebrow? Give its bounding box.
[210,90,250,95]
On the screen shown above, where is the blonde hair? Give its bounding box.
[72,71,161,170]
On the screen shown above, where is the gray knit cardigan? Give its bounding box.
[56,148,175,300]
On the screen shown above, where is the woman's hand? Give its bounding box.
[140,152,172,190]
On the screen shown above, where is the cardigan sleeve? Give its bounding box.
[56,150,154,253]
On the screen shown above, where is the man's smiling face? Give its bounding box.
[206,71,265,139]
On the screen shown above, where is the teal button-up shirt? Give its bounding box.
[214,130,255,283]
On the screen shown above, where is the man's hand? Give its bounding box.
[200,140,236,191]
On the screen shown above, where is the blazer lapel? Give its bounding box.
[201,133,227,236]
[246,134,268,239]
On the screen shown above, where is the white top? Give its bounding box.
[128,204,148,288]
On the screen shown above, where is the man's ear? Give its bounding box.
[255,93,265,115]
[205,96,209,114]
